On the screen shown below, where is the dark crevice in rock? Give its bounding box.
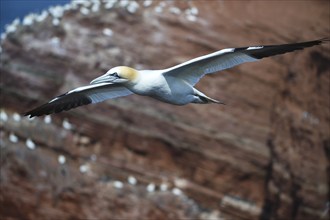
[289,175,302,220]
[324,139,330,215]
[309,51,330,77]
[260,137,279,220]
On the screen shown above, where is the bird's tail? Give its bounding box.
[193,88,226,105]
[201,95,226,105]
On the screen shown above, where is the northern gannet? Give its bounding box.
[25,38,328,117]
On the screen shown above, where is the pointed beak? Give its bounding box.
[90,74,116,84]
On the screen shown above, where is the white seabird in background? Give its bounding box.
[25,38,328,117]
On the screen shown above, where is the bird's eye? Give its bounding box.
[111,72,120,78]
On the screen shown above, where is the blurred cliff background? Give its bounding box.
[0,0,329,219]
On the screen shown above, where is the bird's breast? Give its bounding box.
[128,74,169,96]
[126,73,194,105]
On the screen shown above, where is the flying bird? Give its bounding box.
[25,38,328,118]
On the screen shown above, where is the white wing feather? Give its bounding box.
[67,83,132,103]
[163,49,257,85]
[163,39,325,85]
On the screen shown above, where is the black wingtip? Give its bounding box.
[23,106,43,118]
[23,102,54,118]
[23,111,37,118]
[23,94,92,118]
[310,38,330,46]
[23,111,32,118]
[319,37,330,43]
[243,38,328,59]
[23,113,31,118]
[24,112,38,118]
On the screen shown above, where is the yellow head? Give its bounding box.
[90,66,139,84]
[111,66,138,81]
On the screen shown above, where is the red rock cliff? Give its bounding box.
[1,1,329,220]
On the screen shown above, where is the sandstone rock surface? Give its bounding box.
[1,1,329,220]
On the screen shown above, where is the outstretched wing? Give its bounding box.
[24,83,132,117]
[163,39,327,85]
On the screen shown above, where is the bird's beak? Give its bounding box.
[90,74,117,84]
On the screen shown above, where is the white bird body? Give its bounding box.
[25,38,328,117]
[127,70,199,105]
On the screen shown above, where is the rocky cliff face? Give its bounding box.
[1,1,329,220]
